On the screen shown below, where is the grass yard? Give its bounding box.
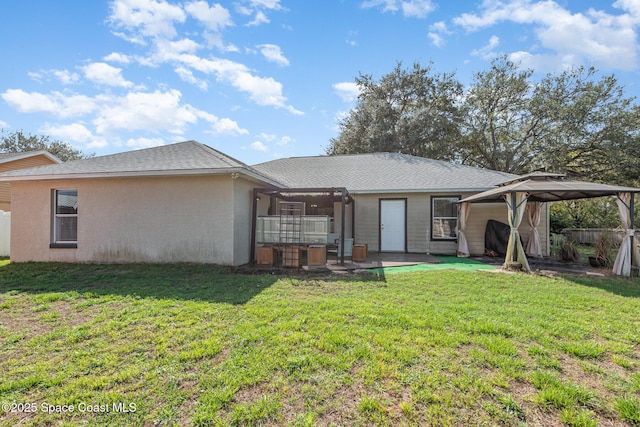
[0,261,639,427]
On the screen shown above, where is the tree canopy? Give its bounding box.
[0,130,93,162]
[327,62,462,161]
[328,56,640,187]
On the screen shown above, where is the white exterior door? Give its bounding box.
[380,199,406,252]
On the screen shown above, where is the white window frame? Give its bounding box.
[52,189,78,246]
[431,196,460,241]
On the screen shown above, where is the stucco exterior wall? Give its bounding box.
[353,192,549,256]
[0,154,59,211]
[10,175,250,265]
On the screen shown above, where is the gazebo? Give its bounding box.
[458,173,640,277]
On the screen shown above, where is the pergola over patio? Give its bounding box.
[458,172,640,277]
[250,187,354,265]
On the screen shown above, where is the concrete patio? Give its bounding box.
[323,251,442,272]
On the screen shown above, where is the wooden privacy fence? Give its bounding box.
[562,228,637,245]
[0,210,9,256]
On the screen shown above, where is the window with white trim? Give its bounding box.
[431,196,459,240]
[52,189,78,245]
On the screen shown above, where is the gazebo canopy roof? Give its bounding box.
[459,172,640,204]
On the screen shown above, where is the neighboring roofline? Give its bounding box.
[0,166,286,187]
[0,150,63,165]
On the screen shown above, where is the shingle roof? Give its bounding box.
[0,143,516,193]
[0,141,281,185]
[253,153,516,193]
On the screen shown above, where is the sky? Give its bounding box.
[1,0,640,165]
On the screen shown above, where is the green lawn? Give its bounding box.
[0,262,639,426]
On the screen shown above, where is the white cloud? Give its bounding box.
[428,21,451,47]
[27,69,79,85]
[27,71,44,83]
[0,119,8,128]
[125,137,165,149]
[1,89,97,118]
[428,32,445,48]
[108,0,186,41]
[177,54,302,113]
[254,132,291,145]
[185,1,232,31]
[103,52,131,64]
[82,62,134,88]
[360,0,435,18]
[276,135,292,146]
[615,0,640,19]
[209,117,249,135]
[40,122,109,149]
[237,0,282,26]
[401,0,436,18]
[454,0,640,71]
[2,86,248,148]
[249,0,283,9]
[195,110,249,136]
[152,38,201,63]
[104,0,297,113]
[430,21,449,33]
[251,140,268,151]
[246,10,269,26]
[471,35,500,59]
[258,44,289,66]
[93,89,198,135]
[175,66,208,90]
[52,70,80,85]
[40,122,94,142]
[333,82,360,102]
[256,132,276,142]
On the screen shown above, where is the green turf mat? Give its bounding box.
[368,255,498,275]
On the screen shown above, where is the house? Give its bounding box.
[253,153,548,257]
[0,151,61,211]
[0,141,549,265]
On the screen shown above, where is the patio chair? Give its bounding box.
[328,238,354,262]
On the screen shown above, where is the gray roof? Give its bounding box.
[0,143,517,193]
[253,153,516,193]
[0,141,281,185]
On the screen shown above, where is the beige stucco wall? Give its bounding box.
[10,174,255,265]
[352,192,549,256]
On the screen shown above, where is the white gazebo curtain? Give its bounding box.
[504,192,531,272]
[613,192,639,277]
[457,202,471,257]
[525,202,543,257]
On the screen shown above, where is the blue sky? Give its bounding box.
[1,0,640,165]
